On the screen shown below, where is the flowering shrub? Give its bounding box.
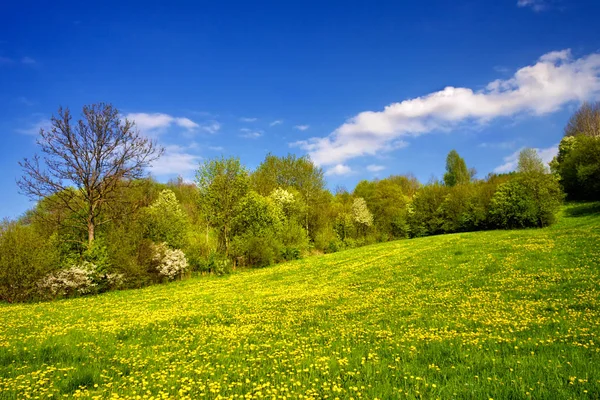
[38,261,99,298]
[153,243,188,280]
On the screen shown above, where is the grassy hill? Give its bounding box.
[0,203,599,399]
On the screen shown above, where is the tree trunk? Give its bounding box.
[87,219,95,246]
[206,222,209,247]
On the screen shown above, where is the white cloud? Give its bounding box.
[517,0,548,12]
[200,121,221,134]
[240,117,257,122]
[294,50,600,166]
[493,144,558,173]
[126,113,200,134]
[149,145,201,176]
[367,164,386,172]
[208,146,224,151]
[294,125,310,131]
[240,128,263,139]
[16,119,52,136]
[325,164,352,176]
[270,120,283,126]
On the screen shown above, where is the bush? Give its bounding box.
[152,242,189,280]
[313,226,342,254]
[489,180,538,229]
[231,233,279,268]
[0,222,60,303]
[205,251,233,276]
[489,173,562,229]
[37,261,100,299]
[278,220,309,261]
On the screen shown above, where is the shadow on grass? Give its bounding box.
[565,202,600,217]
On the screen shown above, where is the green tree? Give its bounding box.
[196,157,249,256]
[443,150,471,187]
[143,189,189,249]
[552,136,600,200]
[251,154,325,237]
[0,221,60,303]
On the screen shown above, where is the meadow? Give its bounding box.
[0,203,599,399]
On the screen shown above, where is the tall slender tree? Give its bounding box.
[443,150,471,187]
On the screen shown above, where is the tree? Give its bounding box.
[143,189,189,249]
[352,197,373,236]
[251,154,325,237]
[564,101,600,138]
[443,150,471,186]
[552,135,600,200]
[552,103,600,200]
[196,157,249,255]
[517,148,547,175]
[18,103,162,246]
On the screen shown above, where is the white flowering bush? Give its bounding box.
[153,243,188,280]
[105,272,126,289]
[38,261,99,298]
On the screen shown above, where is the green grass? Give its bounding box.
[0,203,599,399]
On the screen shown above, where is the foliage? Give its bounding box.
[351,197,373,236]
[143,189,189,249]
[152,242,189,280]
[0,222,60,303]
[37,262,100,299]
[443,149,471,186]
[231,233,279,268]
[196,157,249,255]
[408,182,448,237]
[552,135,600,200]
[489,180,538,229]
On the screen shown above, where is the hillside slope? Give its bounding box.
[0,203,599,399]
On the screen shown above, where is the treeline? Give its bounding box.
[1,102,599,303]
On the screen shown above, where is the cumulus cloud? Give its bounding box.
[149,145,201,176]
[293,50,600,166]
[325,164,352,176]
[270,120,283,126]
[494,145,558,173]
[367,164,386,172]
[294,125,310,131]
[240,117,257,122]
[126,113,200,134]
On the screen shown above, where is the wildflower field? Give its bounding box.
[0,203,599,399]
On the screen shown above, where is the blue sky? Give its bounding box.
[1,0,600,218]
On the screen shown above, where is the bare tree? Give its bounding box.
[18,103,163,245]
[564,101,600,138]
